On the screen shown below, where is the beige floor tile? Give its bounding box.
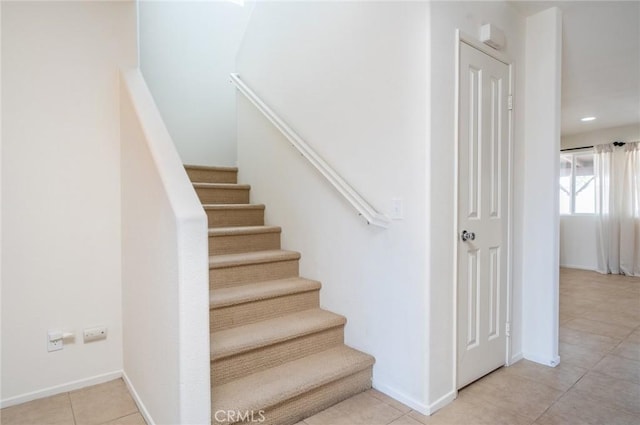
[562,317,635,339]
[366,389,412,414]
[572,371,640,415]
[456,372,562,421]
[502,359,587,392]
[558,299,600,318]
[585,308,640,328]
[613,340,640,361]
[571,287,631,303]
[304,392,404,425]
[558,341,607,369]
[593,354,640,384]
[605,295,640,309]
[101,413,147,425]
[70,379,138,425]
[559,313,575,325]
[559,327,621,352]
[389,414,424,425]
[407,398,530,425]
[626,329,640,343]
[0,394,74,425]
[534,389,639,425]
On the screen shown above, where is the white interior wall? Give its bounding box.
[427,1,526,411]
[139,0,253,167]
[1,1,136,405]
[521,7,562,366]
[559,124,640,272]
[236,1,431,412]
[0,2,3,401]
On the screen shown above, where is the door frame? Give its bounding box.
[452,30,515,391]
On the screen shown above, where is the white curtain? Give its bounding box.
[594,141,640,276]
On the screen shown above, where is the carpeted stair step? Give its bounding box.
[209,250,300,289]
[194,183,251,204]
[209,226,281,255]
[211,345,375,425]
[185,164,238,184]
[203,204,265,228]
[210,277,321,332]
[211,309,345,385]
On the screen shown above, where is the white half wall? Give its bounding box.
[428,0,527,410]
[139,0,253,167]
[120,69,210,425]
[236,1,431,412]
[560,215,598,271]
[521,7,563,366]
[1,1,136,405]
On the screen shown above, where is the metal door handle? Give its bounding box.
[461,230,476,242]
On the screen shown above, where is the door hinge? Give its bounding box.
[505,322,511,337]
[508,95,513,111]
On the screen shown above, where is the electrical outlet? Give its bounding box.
[83,326,107,343]
[47,331,64,352]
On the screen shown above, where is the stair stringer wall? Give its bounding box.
[235,1,431,413]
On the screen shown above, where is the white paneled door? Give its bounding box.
[457,41,510,389]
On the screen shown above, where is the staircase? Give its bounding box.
[184,164,375,425]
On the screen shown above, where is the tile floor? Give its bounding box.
[2,268,638,425]
[0,379,145,425]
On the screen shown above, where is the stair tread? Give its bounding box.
[184,164,238,172]
[211,309,345,360]
[203,204,265,210]
[208,226,281,237]
[212,345,374,412]
[209,250,300,269]
[193,183,250,189]
[210,277,320,309]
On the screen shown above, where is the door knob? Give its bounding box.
[461,230,476,242]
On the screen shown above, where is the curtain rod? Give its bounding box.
[560,141,626,152]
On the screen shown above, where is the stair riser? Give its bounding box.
[259,369,372,425]
[210,290,320,332]
[186,169,237,184]
[195,187,250,204]
[209,232,281,256]
[213,369,372,425]
[205,209,264,228]
[212,327,344,386]
[210,260,299,289]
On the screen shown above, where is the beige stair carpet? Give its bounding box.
[184,164,375,425]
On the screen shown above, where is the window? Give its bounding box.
[560,152,595,214]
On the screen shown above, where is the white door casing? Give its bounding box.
[457,41,511,389]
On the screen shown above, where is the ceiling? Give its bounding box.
[510,1,639,136]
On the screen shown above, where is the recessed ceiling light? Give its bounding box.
[581,116,596,122]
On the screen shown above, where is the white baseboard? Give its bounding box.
[426,389,457,415]
[508,351,524,366]
[0,370,122,409]
[122,371,155,425]
[559,263,599,272]
[371,380,429,415]
[371,380,457,416]
[524,352,561,367]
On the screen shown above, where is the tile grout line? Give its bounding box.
[68,392,78,425]
[96,411,142,425]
